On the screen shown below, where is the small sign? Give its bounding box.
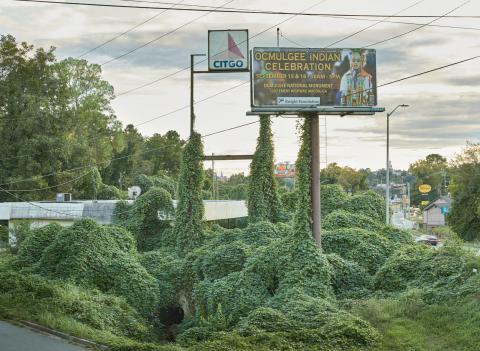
[418,184,432,193]
[208,30,249,72]
[421,201,430,206]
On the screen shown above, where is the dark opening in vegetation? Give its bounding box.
[158,306,185,341]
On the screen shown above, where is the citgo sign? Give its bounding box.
[208,30,249,72]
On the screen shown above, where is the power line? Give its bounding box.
[3,54,478,189]
[77,0,185,58]
[0,80,249,164]
[14,0,480,18]
[116,0,329,96]
[0,116,261,188]
[365,0,470,47]
[280,0,427,48]
[85,0,480,32]
[100,0,235,66]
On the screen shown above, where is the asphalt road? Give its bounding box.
[0,320,89,351]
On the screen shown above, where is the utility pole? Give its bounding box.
[211,153,215,199]
[407,182,411,218]
[190,54,207,136]
[385,104,409,225]
[310,114,321,249]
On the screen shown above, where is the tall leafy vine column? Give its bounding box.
[174,132,205,255]
[247,115,281,222]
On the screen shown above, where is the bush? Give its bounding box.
[194,271,270,326]
[239,221,283,246]
[0,270,151,339]
[124,187,175,251]
[326,254,373,299]
[36,219,158,314]
[139,250,186,310]
[380,226,414,244]
[374,245,433,292]
[133,174,176,198]
[16,223,62,267]
[323,228,394,274]
[237,307,292,334]
[322,209,383,232]
[196,241,247,281]
[343,190,385,222]
[321,184,349,216]
[0,224,8,247]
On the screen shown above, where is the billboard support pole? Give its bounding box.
[310,113,321,249]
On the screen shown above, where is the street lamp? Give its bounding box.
[386,104,409,225]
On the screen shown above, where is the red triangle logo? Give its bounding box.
[228,33,245,59]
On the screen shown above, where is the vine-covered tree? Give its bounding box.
[247,115,281,222]
[408,154,448,206]
[293,119,312,238]
[0,35,122,201]
[174,132,205,254]
[448,143,480,241]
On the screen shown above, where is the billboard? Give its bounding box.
[208,30,249,72]
[274,162,296,178]
[251,47,377,108]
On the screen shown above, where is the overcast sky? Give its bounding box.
[2,0,479,174]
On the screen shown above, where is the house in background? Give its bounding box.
[423,196,452,231]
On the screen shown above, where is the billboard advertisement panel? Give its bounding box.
[251,47,377,108]
[208,30,249,72]
[274,162,296,178]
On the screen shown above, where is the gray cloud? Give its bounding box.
[336,95,480,149]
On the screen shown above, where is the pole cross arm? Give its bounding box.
[202,154,254,161]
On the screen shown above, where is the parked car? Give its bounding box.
[415,234,440,246]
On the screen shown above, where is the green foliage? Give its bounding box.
[343,190,385,223]
[320,184,349,217]
[279,188,298,214]
[195,241,247,281]
[75,167,125,200]
[140,249,188,310]
[35,219,158,314]
[237,307,293,334]
[239,221,283,246]
[374,245,434,292]
[0,224,8,247]
[193,233,334,332]
[448,143,480,241]
[0,270,151,340]
[121,187,174,251]
[408,153,448,206]
[247,116,281,222]
[174,132,205,255]
[8,220,31,252]
[351,294,480,351]
[15,223,62,267]
[374,237,480,300]
[322,210,383,232]
[326,254,373,299]
[293,119,312,238]
[323,228,394,274]
[0,36,122,201]
[134,174,177,198]
[320,162,368,193]
[380,226,414,244]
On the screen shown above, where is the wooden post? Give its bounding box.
[310,114,321,249]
